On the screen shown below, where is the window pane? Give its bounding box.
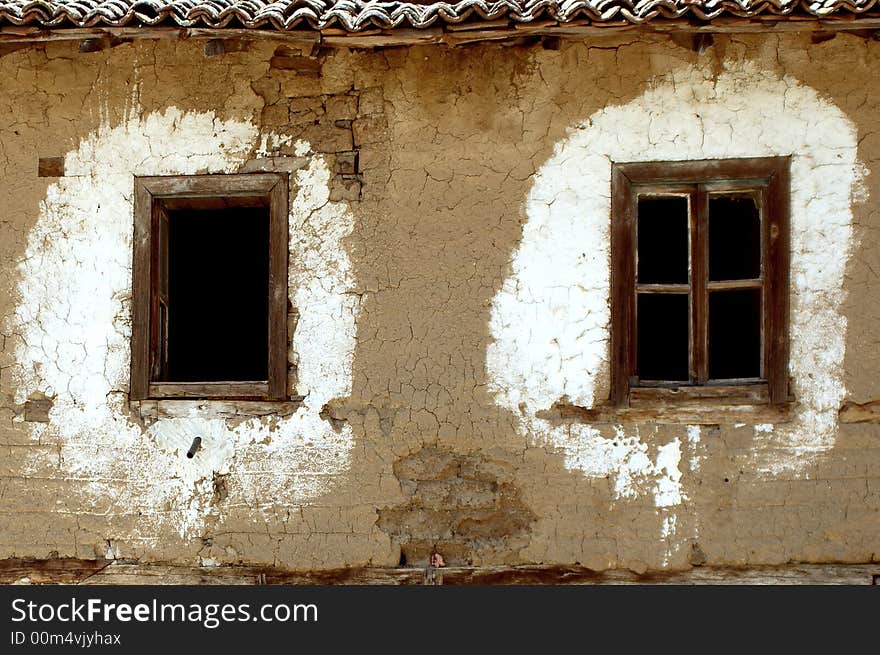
[708,289,761,380]
[166,207,270,382]
[637,293,689,382]
[637,196,689,284]
[709,195,760,281]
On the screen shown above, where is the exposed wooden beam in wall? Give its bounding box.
[839,399,880,423]
[2,559,879,585]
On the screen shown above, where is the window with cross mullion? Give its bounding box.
[611,157,790,406]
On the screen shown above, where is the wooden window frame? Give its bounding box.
[130,173,289,401]
[610,157,790,407]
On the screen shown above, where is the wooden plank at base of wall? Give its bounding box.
[1,559,877,585]
[0,558,111,584]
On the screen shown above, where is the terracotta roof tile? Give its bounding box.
[0,0,877,31]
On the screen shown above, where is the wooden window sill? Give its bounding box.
[147,381,270,400]
[536,386,795,426]
[131,397,306,421]
[629,383,770,404]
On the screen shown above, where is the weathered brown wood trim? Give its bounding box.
[160,195,270,211]
[610,165,632,407]
[0,26,321,45]
[3,559,878,585]
[130,179,153,401]
[0,558,112,585]
[137,173,282,198]
[37,156,64,177]
[148,381,270,399]
[130,173,289,402]
[766,157,791,404]
[133,398,306,420]
[433,563,880,585]
[267,176,290,401]
[636,283,690,293]
[692,186,708,384]
[615,157,784,184]
[3,17,880,49]
[537,397,793,425]
[150,203,169,382]
[707,279,762,290]
[630,383,769,404]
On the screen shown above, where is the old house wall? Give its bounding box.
[0,32,878,572]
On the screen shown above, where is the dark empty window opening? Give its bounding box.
[709,195,761,281]
[637,195,689,285]
[708,288,761,380]
[634,191,764,383]
[611,158,790,406]
[635,194,691,382]
[131,173,289,401]
[163,207,269,383]
[637,292,689,382]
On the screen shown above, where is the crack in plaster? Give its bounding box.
[8,106,359,547]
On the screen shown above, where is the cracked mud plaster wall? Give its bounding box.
[0,41,387,566]
[487,59,867,567]
[1,32,880,571]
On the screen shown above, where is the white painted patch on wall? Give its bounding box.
[487,60,865,562]
[9,107,360,546]
[256,132,294,157]
[653,439,682,509]
[686,425,703,472]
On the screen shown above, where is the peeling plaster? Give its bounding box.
[487,60,866,553]
[8,107,359,545]
[256,132,294,157]
[653,439,682,509]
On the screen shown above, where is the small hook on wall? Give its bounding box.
[186,437,202,459]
